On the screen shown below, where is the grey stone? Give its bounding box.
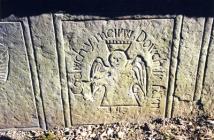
[29,14,65,128]
[172,17,205,117]
[60,17,174,124]
[201,20,214,117]
[0,14,213,129]
[0,22,39,128]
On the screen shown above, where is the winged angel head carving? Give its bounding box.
[89,40,147,107]
[0,43,9,83]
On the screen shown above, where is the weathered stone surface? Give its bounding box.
[201,23,214,117]
[0,13,214,129]
[60,17,174,124]
[29,14,65,128]
[0,22,39,128]
[172,17,205,116]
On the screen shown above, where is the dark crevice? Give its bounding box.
[196,98,204,111]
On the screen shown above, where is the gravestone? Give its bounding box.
[0,22,39,128]
[60,17,174,124]
[0,1,214,130]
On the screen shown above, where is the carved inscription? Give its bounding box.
[66,28,166,107]
[61,19,174,124]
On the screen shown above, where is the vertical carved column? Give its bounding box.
[194,18,214,101]
[172,17,205,117]
[200,19,214,117]
[29,14,64,129]
[53,14,71,127]
[22,18,46,129]
[165,15,183,118]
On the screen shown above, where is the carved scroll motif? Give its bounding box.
[0,43,9,82]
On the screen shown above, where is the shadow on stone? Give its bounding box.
[1,0,214,18]
[0,136,13,140]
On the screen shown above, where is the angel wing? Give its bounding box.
[132,56,147,96]
[90,57,108,97]
[90,57,107,79]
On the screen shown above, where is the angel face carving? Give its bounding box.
[109,51,127,69]
[88,48,147,107]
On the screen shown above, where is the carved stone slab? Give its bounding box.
[60,18,174,124]
[0,22,39,128]
[0,14,213,129]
